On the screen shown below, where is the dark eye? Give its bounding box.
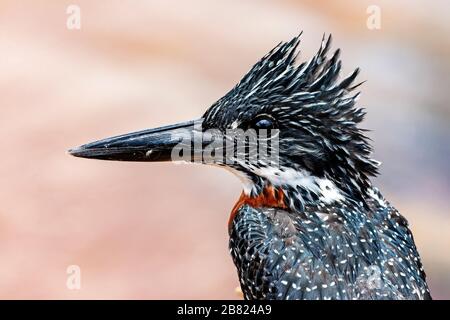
[253,115,277,130]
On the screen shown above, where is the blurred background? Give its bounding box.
[0,0,449,299]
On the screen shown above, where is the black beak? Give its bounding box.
[69,119,210,162]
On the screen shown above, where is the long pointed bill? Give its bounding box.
[69,119,212,162]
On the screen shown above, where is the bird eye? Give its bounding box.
[255,118,273,129]
[253,115,277,130]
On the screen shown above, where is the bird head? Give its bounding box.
[69,34,379,208]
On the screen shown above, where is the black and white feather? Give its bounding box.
[203,33,431,300]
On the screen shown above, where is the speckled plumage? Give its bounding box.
[203,33,431,300]
[229,188,430,300]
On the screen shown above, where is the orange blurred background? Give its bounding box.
[0,0,449,299]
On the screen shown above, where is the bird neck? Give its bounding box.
[229,185,287,233]
[228,172,360,234]
[240,167,353,206]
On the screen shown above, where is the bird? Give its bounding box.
[69,33,431,300]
